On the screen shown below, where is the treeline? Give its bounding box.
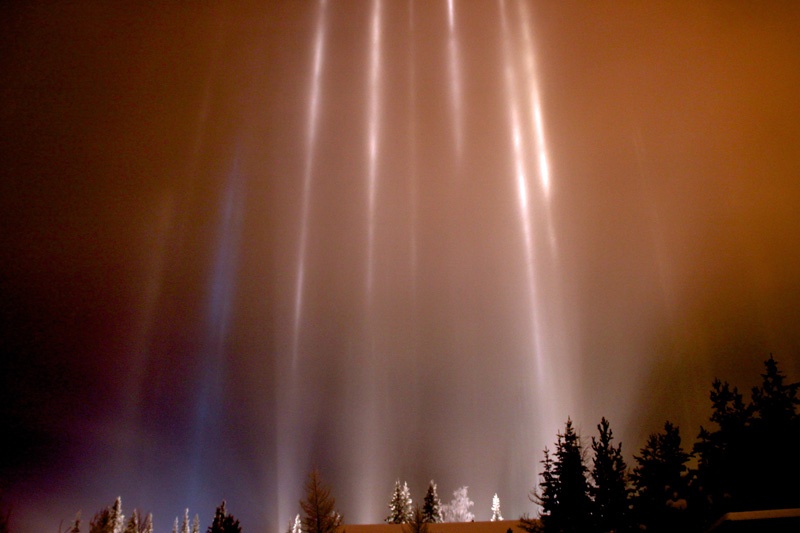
[57,497,241,533]
[519,355,800,533]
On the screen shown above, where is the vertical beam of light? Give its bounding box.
[189,153,244,505]
[280,2,327,530]
[354,0,384,521]
[499,0,539,370]
[366,0,382,304]
[407,0,418,296]
[447,0,464,161]
[291,0,328,370]
[518,2,557,253]
[498,0,562,477]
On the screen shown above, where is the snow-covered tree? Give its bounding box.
[191,514,199,533]
[90,497,124,533]
[288,514,302,533]
[490,494,502,521]
[141,513,153,533]
[171,517,178,533]
[386,479,413,523]
[441,487,474,522]
[422,481,442,523]
[123,510,139,533]
[180,509,189,533]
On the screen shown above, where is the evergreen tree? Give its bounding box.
[192,514,200,533]
[693,379,750,520]
[299,469,342,533]
[172,517,178,533]
[90,497,124,533]
[123,510,139,533]
[141,513,153,533]
[520,448,554,533]
[524,419,591,533]
[490,494,503,521]
[632,421,690,533]
[181,509,190,533]
[421,481,442,523]
[693,356,800,521]
[590,417,631,533]
[552,418,592,533]
[749,355,800,511]
[441,487,474,522]
[207,501,241,533]
[386,480,413,524]
[288,514,302,533]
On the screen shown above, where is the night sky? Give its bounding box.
[2,2,800,532]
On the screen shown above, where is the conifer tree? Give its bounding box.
[632,421,690,533]
[552,418,591,533]
[192,514,200,533]
[288,514,302,533]
[490,494,502,521]
[694,356,800,520]
[524,419,591,533]
[207,501,241,533]
[123,510,139,533]
[421,481,442,523]
[300,469,342,533]
[90,497,124,533]
[181,509,190,533]
[172,517,178,533]
[141,513,153,533]
[386,480,413,524]
[520,447,555,533]
[590,417,631,533]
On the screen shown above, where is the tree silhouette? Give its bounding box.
[632,422,690,533]
[300,469,343,533]
[694,356,800,518]
[519,448,553,533]
[589,417,631,533]
[207,501,240,533]
[523,419,591,533]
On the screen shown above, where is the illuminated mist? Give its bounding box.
[2,2,800,532]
